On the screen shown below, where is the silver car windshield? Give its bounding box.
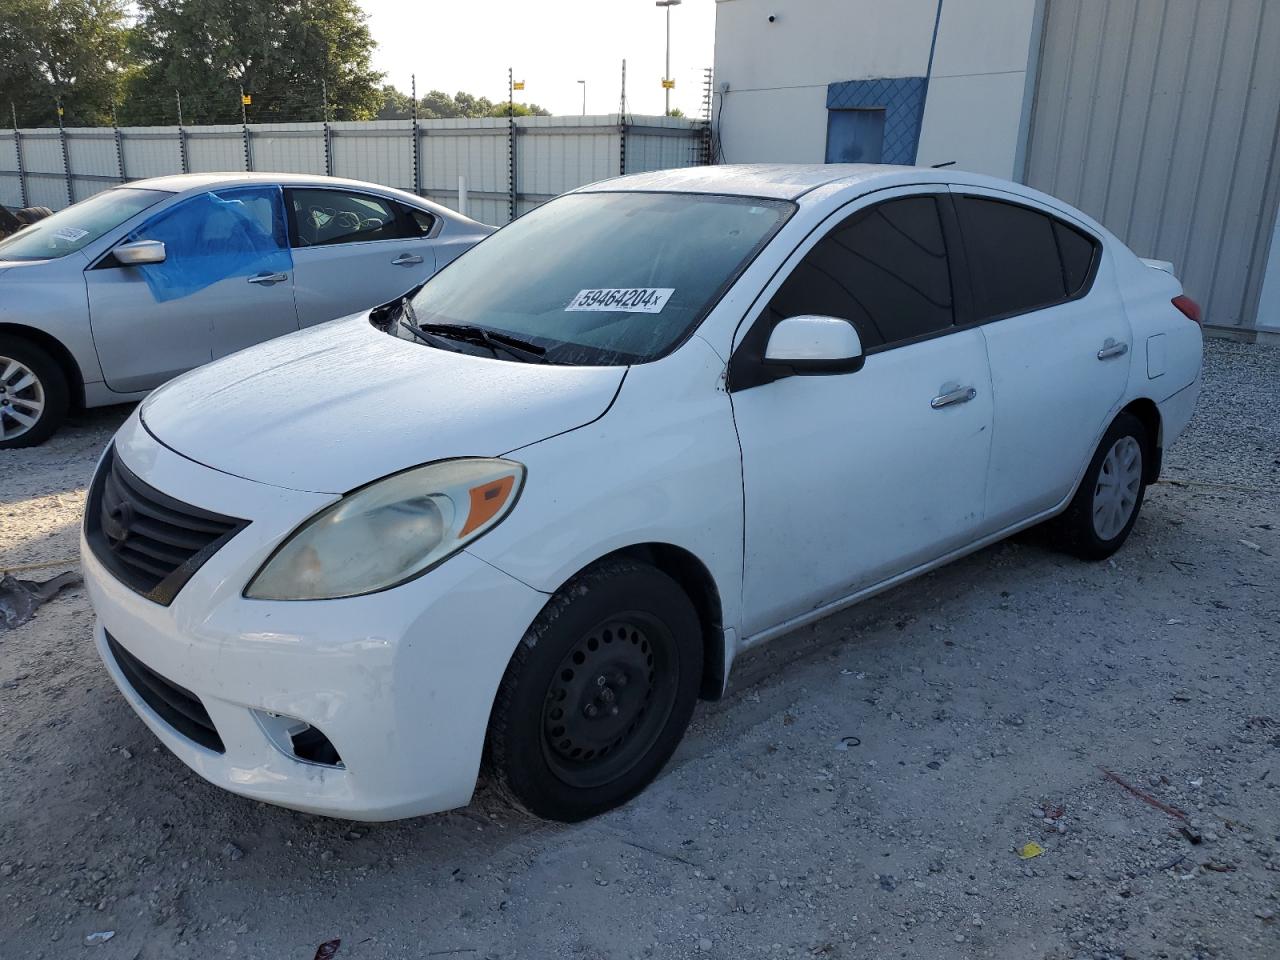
[405,191,793,365]
[0,188,170,261]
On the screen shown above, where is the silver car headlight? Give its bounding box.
[245,458,525,601]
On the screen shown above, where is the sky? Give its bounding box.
[360,0,717,118]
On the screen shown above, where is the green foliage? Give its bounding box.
[120,0,384,124]
[375,87,550,121]
[0,0,130,126]
[666,107,685,118]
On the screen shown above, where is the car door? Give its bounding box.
[286,187,437,326]
[728,189,994,637]
[86,185,298,392]
[951,189,1129,530]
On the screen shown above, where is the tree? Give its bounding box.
[121,0,383,124]
[0,0,130,126]
[379,88,551,121]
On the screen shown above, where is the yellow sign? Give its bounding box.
[241,94,252,105]
[661,79,675,89]
[513,81,525,91]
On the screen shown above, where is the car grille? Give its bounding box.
[85,446,248,606]
[106,632,225,753]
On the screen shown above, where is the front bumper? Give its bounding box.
[83,414,549,820]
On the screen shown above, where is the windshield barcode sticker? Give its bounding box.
[52,226,89,242]
[566,288,674,313]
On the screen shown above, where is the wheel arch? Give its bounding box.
[0,322,85,409]
[548,542,728,702]
[1119,397,1162,484]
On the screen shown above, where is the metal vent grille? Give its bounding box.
[85,446,248,606]
[106,632,225,753]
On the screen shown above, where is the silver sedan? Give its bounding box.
[0,173,493,447]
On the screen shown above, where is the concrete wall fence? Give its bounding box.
[0,114,709,227]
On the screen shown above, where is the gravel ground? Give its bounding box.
[1,338,1277,960]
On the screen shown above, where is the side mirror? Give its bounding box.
[764,315,864,374]
[113,239,167,266]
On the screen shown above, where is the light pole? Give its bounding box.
[656,0,681,116]
[577,79,586,116]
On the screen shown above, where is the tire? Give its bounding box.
[0,335,70,449]
[485,558,703,822]
[1052,412,1149,561]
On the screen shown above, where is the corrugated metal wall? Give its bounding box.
[1025,0,1280,328]
[0,115,706,226]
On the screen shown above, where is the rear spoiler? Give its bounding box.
[1140,257,1176,275]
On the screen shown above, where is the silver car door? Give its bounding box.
[86,185,299,392]
[286,187,436,327]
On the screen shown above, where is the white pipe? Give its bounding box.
[457,175,468,218]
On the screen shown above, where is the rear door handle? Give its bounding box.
[930,385,978,409]
[391,253,424,266]
[247,272,288,285]
[1097,340,1129,360]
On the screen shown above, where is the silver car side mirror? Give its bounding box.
[113,239,167,266]
[764,315,864,374]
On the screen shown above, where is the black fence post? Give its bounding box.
[176,91,190,174]
[112,105,126,183]
[619,59,628,176]
[410,73,420,195]
[507,67,516,223]
[10,102,27,207]
[240,86,252,171]
[56,99,72,206]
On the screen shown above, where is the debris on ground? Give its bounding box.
[0,570,81,631]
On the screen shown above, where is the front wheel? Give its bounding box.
[0,335,69,449]
[485,558,703,822]
[1053,412,1149,561]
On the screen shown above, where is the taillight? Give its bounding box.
[1172,294,1202,325]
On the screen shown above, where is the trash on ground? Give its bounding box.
[1100,767,1188,821]
[1017,841,1044,860]
[0,571,81,631]
[85,931,115,945]
[834,736,861,751]
[313,940,341,960]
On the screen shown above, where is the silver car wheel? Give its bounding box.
[0,355,46,442]
[1091,435,1142,541]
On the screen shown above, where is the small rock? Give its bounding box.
[1256,908,1275,922]
[85,931,114,945]
[222,843,244,861]
[697,937,713,952]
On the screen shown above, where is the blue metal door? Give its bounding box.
[825,108,886,163]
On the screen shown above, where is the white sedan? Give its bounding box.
[82,164,1202,822]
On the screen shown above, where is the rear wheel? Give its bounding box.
[485,558,702,822]
[1052,412,1149,560]
[0,335,69,449]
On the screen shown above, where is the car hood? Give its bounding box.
[139,315,625,494]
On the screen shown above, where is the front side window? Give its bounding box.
[0,187,169,261]
[762,195,955,351]
[956,195,1098,321]
[123,185,291,303]
[405,191,793,365]
[288,189,408,247]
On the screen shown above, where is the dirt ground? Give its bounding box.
[1,339,1277,960]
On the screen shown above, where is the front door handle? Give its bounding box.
[930,385,978,409]
[1097,339,1129,360]
[391,253,424,266]
[247,272,288,285]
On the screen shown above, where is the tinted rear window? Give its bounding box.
[1054,219,1097,295]
[956,196,1066,320]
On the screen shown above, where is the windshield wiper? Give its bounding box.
[414,318,548,364]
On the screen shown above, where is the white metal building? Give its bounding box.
[712,0,1280,336]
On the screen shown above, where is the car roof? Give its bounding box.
[575,163,923,201]
[119,172,464,217]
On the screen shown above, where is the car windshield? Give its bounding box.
[404,191,793,365]
[0,188,170,261]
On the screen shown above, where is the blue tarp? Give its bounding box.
[130,186,292,303]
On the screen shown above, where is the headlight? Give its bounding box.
[245,458,524,601]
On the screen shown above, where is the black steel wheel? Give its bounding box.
[486,558,703,822]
